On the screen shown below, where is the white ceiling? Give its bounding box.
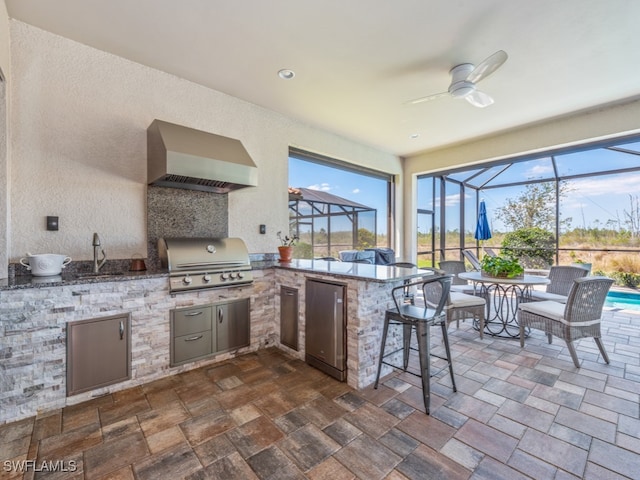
[5,0,640,157]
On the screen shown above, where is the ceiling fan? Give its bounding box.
[407,50,508,108]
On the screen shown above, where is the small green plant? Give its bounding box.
[481,255,524,278]
[277,231,298,246]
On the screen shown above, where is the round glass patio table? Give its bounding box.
[458,272,550,338]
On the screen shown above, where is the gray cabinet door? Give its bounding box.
[216,299,250,353]
[67,314,131,396]
[280,286,298,350]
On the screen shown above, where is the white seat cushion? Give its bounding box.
[529,291,568,303]
[450,292,486,308]
[518,300,566,321]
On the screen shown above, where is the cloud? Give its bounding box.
[352,188,360,194]
[527,164,554,176]
[307,183,331,191]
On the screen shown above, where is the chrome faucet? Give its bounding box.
[92,233,107,273]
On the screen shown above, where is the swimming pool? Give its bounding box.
[605,290,640,311]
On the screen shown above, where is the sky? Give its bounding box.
[290,140,640,236]
[288,158,389,234]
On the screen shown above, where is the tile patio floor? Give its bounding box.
[1,308,639,479]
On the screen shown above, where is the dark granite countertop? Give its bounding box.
[0,258,432,291]
[0,269,169,291]
[273,259,433,283]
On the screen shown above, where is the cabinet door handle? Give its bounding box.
[119,320,124,340]
[185,335,203,342]
[284,291,295,296]
[218,308,223,324]
[186,311,204,317]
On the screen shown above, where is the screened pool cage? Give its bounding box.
[288,187,377,259]
[417,136,640,271]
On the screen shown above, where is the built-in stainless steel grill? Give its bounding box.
[159,237,253,293]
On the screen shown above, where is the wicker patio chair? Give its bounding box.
[462,250,482,271]
[518,276,614,368]
[528,265,589,303]
[438,260,476,294]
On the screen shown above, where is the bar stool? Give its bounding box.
[374,275,456,414]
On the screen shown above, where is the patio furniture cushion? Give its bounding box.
[450,291,486,308]
[518,300,565,321]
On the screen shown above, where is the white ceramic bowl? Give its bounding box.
[20,254,72,276]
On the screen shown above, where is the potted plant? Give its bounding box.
[277,231,298,262]
[481,255,524,279]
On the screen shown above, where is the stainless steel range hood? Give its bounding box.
[147,119,258,193]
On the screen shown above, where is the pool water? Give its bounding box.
[605,291,640,311]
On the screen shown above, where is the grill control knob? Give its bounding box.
[183,275,193,285]
[229,272,237,280]
[220,272,229,280]
[206,244,216,253]
[203,274,212,283]
[237,272,244,279]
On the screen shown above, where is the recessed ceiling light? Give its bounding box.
[278,69,296,80]
[410,133,420,139]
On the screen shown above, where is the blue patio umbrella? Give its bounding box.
[474,200,492,242]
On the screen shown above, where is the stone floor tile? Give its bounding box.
[344,402,400,440]
[440,438,483,471]
[530,383,582,410]
[99,464,135,480]
[133,443,202,480]
[146,425,188,455]
[273,410,309,434]
[497,398,555,432]
[230,404,263,426]
[555,406,617,442]
[138,400,190,437]
[397,411,456,451]
[306,456,356,480]
[333,391,367,412]
[453,419,518,463]
[507,449,557,480]
[83,431,149,479]
[193,451,259,480]
[278,423,340,472]
[395,443,471,480]
[102,416,142,442]
[226,415,284,458]
[547,423,592,450]
[98,397,151,427]
[516,428,587,477]
[443,391,498,423]
[31,412,61,442]
[298,396,347,429]
[37,422,102,461]
[332,434,401,480]
[487,414,527,439]
[381,398,415,420]
[482,377,531,402]
[246,445,306,480]
[587,438,640,479]
[322,418,362,446]
[180,411,235,447]
[192,433,237,467]
[378,428,419,457]
[471,455,530,480]
[253,390,297,418]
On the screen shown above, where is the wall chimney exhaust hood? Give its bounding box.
[147,119,258,193]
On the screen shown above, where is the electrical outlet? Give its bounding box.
[259,224,266,234]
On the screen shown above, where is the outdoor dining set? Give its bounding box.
[374,246,614,415]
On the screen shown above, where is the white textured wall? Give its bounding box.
[7,21,401,263]
[0,3,10,277]
[402,99,640,259]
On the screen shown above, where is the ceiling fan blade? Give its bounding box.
[466,50,508,84]
[405,91,449,105]
[465,90,494,108]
